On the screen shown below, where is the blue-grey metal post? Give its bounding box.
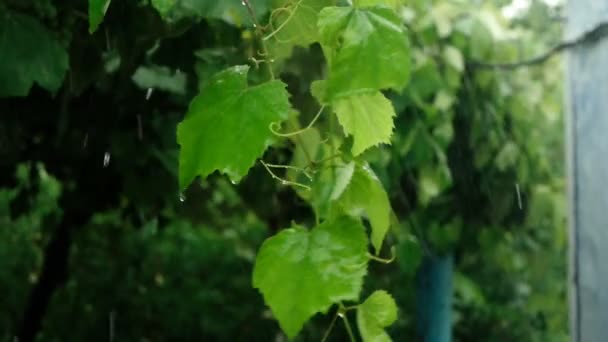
[416,254,453,342]
[566,1,608,340]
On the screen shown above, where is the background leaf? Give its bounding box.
[88,0,111,33]
[0,11,68,97]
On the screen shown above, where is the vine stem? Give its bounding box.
[270,106,326,137]
[320,310,339,342]
[263,162,313,180]
[260,160,311,190]
[242,0,275,79]
[263,0,303,41]
[367,246,397,263]
[305,153,342,170]
[341,314,357,342]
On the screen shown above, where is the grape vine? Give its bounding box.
[173,1,406,339]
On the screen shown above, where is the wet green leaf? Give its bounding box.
[177,66,290,189]
[253,216,368,338]
[318,6,411,98]
[333,91,396,155]
[357,290,398,342]
[333,163,392,253]
[88,0,111,33]
[0,12,68,97]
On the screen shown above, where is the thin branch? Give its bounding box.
[341,314,357,342]
[263,163,313,180]
[242,0,275,79]
[469,21,608,70]
[264,1,302,41]
[260,160,311,190]
[367,246,396,264]
[321,310,339,342]
[306,153,342,171]
[270,106,326,137]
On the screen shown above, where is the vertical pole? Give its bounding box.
[566,1,608,340]
[416,254,453,342]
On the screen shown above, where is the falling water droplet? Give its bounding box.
[109,311,116,342]
[515,183,523,210]
[179,193,186,202]
[145,88,154,100]
[103,152,111,167]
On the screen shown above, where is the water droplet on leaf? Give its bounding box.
[179,193,186,202]
[145,88,154,100]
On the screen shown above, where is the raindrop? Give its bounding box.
[145,88,154,100]
[103,152,111,167]
[179,193,186,202]
[253,23,257,28]
[109,311,116,342]
[230,180,237,185]
[337,312,345,318]
[137,114,143,141]
[515,183,523,210]
[241,0,246,5]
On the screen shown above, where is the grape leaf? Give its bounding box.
[357,290,398,342]
[355,0,401,8]
[443,45,464,72]
[151,0,177,17]
[132,65,187,95]
[155,0,271,25]
[318,6,411,99]
[333,91,396,155]
[252,216,368,338]
[332,163,392,253]
[0,11,69,97]
[267,0,335,59]
[88,0,111,33]
[177,65,290,189]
